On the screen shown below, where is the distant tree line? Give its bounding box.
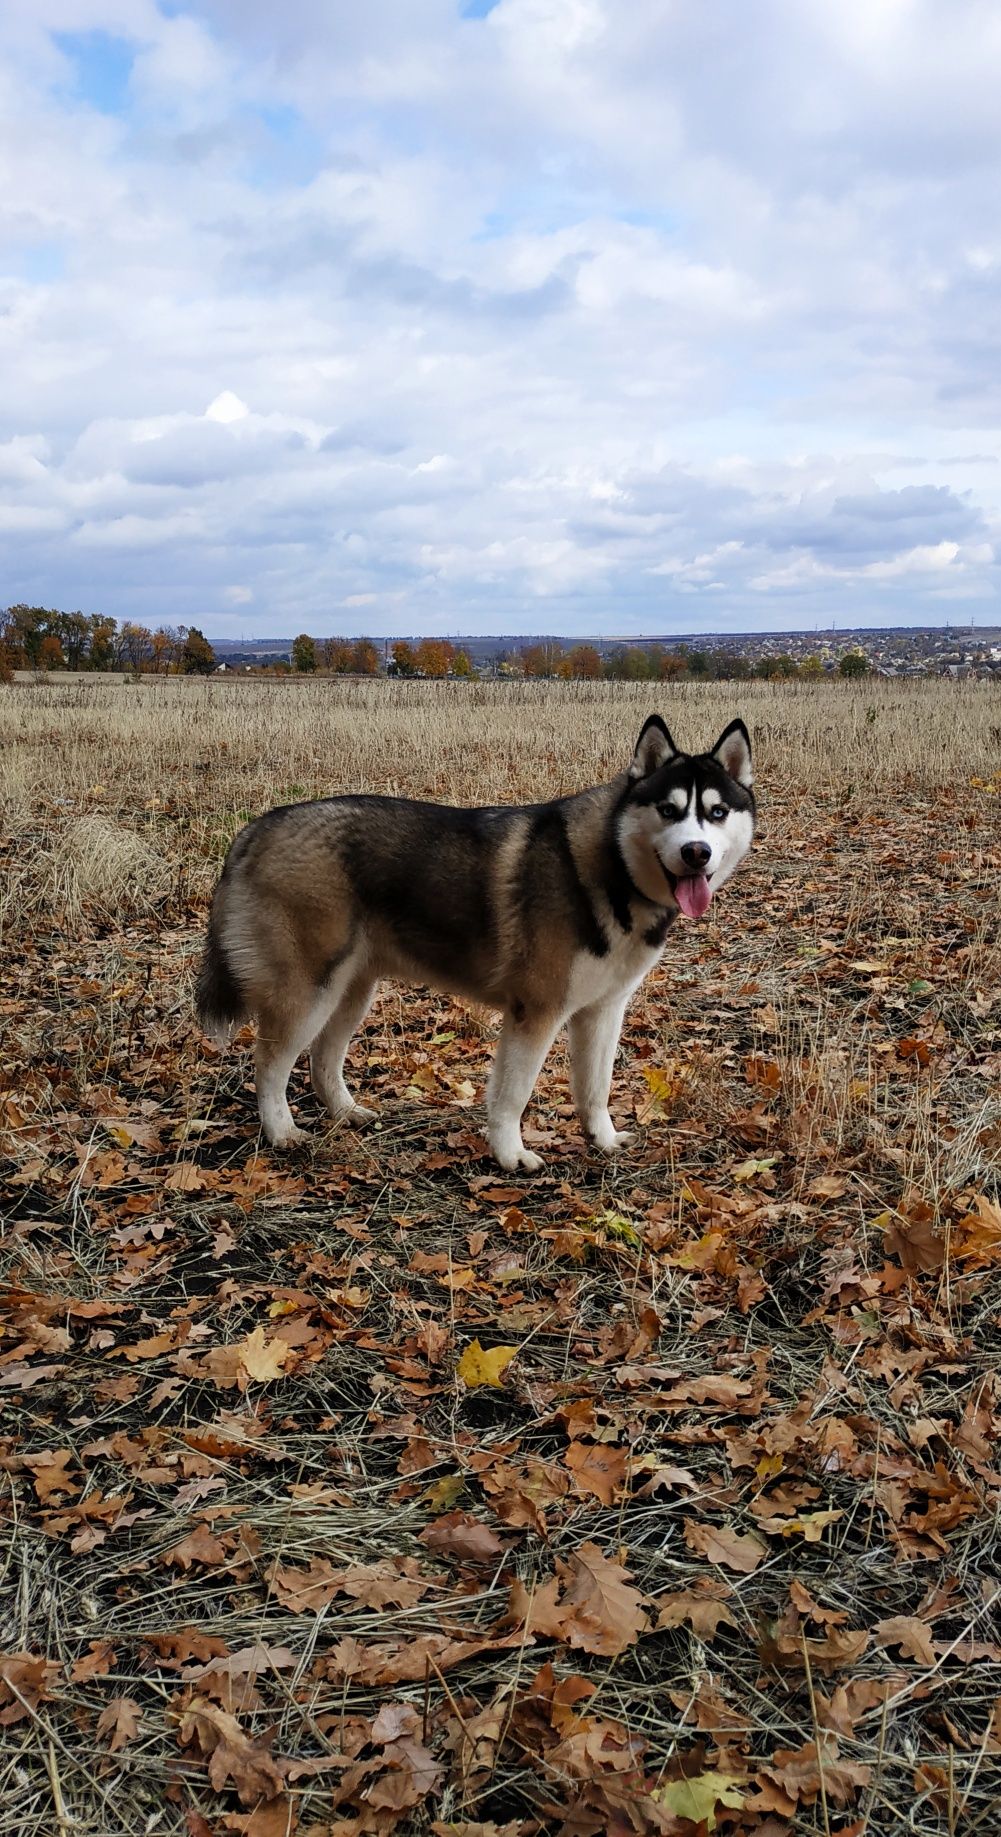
[0,603,872,687]
[289,637,868,681]
[0,605,216,677]
[289,637,477,677]
[512,643,869,681]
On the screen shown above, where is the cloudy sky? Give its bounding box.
[2,1,1001,638]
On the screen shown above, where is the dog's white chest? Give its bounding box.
[566,932,662,1014]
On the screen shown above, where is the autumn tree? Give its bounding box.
[119,622,152,674]
[566,643,601,679]
[800,654,824,678]
[521,642,563,678]
[391,640,416,677]
[451,648,475,677]
[351,638,380,676]
[322,638,354,674]
[658,650,687,681]
[150,627,185,674]
[89,616,119,670]
[292,634,317,673]
[0,640,12,684]
[3,605,45,667]
[38,632,65,670]
[182,627,216,675]
[415,639,454,679]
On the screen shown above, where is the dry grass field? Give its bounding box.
[2,675,1000,1837]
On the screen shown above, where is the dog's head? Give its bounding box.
[616,715,756,917]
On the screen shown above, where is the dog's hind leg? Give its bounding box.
[487,1008,562,1172]
[568,994,633,1154]
[310,971,378,1123]
[255,982,345,1149]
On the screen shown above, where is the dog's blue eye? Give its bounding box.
[710,805,728,821]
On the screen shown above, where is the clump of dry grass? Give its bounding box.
[1,813,176,938]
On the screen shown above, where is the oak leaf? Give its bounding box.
[653,1769,745,1830]
[564,1440,628,1506]
[761,1735,871,1806]
[807,1173,848,1200]
[874,1615,937,1666]
[236,1326,292,1383]
[757,1508,844,1542]
[96,1696,142,1752]
[24,1450,79,1502]
[0,1654,59,1725]
[556,1542,649,1656]
[656,1585,737,1638]
[684,1519,766,1573]
[164,1162,207,1193]
[420,1513,508,1564]
[956,1194,1001,1262]
[219,1801,296,1837]
[176,1696,285,1805]
[163,1522,229,1570]
[457,1341,518,1388]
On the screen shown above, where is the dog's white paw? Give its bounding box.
[513,1148,544,1173]
[585,1116,634,1154]
[266,1122,309,1150]
[491,1137,543,1173]
[346,1102,377,1124]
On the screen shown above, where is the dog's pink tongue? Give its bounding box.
[674,874,712,919]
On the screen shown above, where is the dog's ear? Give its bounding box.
[710,719,753,788]
[629,714,678,780]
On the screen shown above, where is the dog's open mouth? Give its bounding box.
[664,868,713,918]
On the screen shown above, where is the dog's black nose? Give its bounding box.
[680,840,711,870]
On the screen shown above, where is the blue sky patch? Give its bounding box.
[53,30,135,116]
[18,245,66,286]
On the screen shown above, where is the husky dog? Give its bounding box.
[196,716,755,1171]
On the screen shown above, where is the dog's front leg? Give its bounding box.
[568,995,633,1153]
[487,1009,562,1172]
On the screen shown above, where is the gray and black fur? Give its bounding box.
[196,715,755,1170]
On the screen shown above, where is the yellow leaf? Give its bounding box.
[268,1299,299,1318]
[643,1064,675,1098]
[424,1474,465,1512]
[782,1509,843,1542]
[236,1326,292,1383]
[733,1156,778,1183]
[653,1770,746,1831]
[590,1209,642,1249]
[457,1340,518,1388]
[755,1453,784,1482]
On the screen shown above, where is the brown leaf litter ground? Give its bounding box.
[2,686,1001,1836]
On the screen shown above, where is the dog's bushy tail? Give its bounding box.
[195,915,247,1045]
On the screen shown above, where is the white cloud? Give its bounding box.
[1,0,1001,633]
[205,391,250,424]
